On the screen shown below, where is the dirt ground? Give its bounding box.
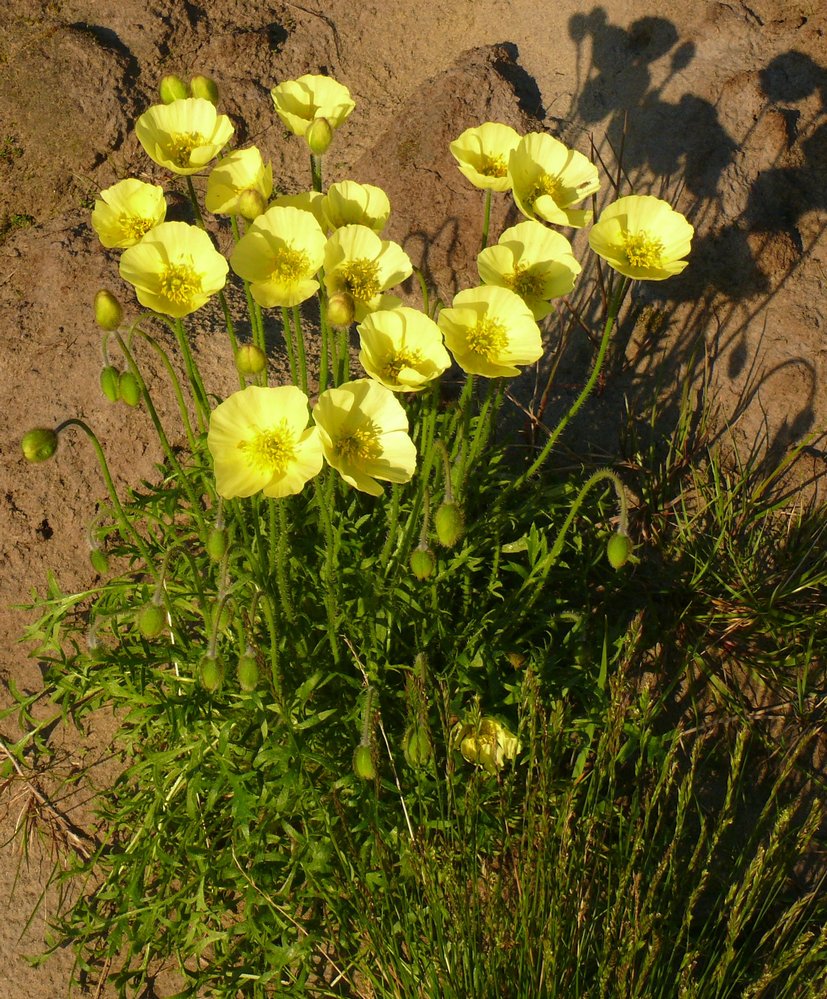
[1,0,825,995]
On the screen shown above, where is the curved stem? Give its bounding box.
[129,325,197,450]
[292,305,308,394]
[480,189,493,252]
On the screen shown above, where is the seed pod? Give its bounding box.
[410,547,435,581]
[99,365,121,402]
[352,744,376,780]
[237,651,259,692]
[206,527,227,562]
[159,74,188,104]
[118,371,142,407]
[199,654,224,693]
[137,603,165,639]
[607,533,633,569]
[94,290,123,330]
[403,724,432,768]
[21,428,59,463]
[434,502,465,548]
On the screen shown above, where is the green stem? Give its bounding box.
[280,307,298,384]
[292,304,308,394]
[129,325,197,450]
[318,286,331,395]
[173,319,210,430]
[481,189,492,252]
[314,474,340,662]
[185,176,206,229]
[310,154,323,193]
[274,500,295,624]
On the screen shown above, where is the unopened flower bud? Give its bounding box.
[237,649,259,692]
[306,117,333,155]
[199,653,225,693]
[326,291,355,328]
[206,527,227,562]
[410,547,435,581]
[21,428,58,463]
[403,723,432,768]
[434,502,465,548]
[159,74,188,104]
[118,371,142,407]
[235,343,267,377]
[89,547,110,574]
[236,189,267,221]
[94,290,123,330]
[190,74,219,105]
[607,532,633,569]
[137,602,165,639]
[99,365,121,402]
[352,743,376,780]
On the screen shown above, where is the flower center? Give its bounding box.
[238,421,296,475]
[270,244,311,285]
[119,215,156,242]
[506,263,545,300]
[159,262,202,305]
[338,258,381,303]
[168,131,207,168]
[622,230,665,269]
[336,421,383,462]
[478,153,508,178]
[466,317,508,360]
[528,172,562,208]
[382,348,423,382]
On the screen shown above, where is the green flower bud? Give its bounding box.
[403,723,432,768]
[21,428,58,463]
[326,291,355,328]
[236,189,267,222]
[352,743,376,780]
[94,290,123,330]
[235,344,267,377]
[190,74,219,104]
[199,654,225,693]
[206,527,227,562]
[237,650,259,692]
[159,74,189,104]
[607,532,633,569]
[118,371,142,407]
[99,365,121,403]
[434,502,465,548]
[137,603,165,639]
[410,547,435,581]
[306,117,333,155]
[89,547,110,574]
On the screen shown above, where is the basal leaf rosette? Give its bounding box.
[322,181,391,234]
[230,205,326,309]
[477,220,581,320]
[313,379,417,496]
[324,225,413,321]
[271,74,355,137]
[91,178,167,249]
[135,97,234,175]
[207,385,323,499]
[438,285,542,378]
[588,195,693,281]
[358,307,451,393]
[119,221,228,318]
[449,122,521,192]
[509,133,599,228]
[205,147,273,219]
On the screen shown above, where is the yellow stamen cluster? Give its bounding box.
[479,153,508,178]
[270,245,312,285]
[339,258,381,303]
[382,348,423,382]
[118,215,156,242]
[466,318,508,360]
[169,131,206,167]
[238,421,296,474]
[622,230,665,269]
[528,172,562,208]
[337,422,383,461]
[506,263,545,300]
[159,262,202,305]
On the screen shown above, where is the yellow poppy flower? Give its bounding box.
[313,379,417,496]
[205,147,273,217]
[509,133,599,228]
[477,220,581,320]
[207,385,323,499]
[324,225,412,321]
[135,97,234,175]
[91,178,167,248]
[118,221,228,318]
[449,122,521,192]
[229,205,326,308]
[437,285,542,378]
[452,715,521,774]
[322,181,391,233]
[271,74,355,137]
[588,195,693,281]
[358,307,451,393]
[272,191,328,230]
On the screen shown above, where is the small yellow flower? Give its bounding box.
[452,715,521,774]
[119,221,228,318]
[322,181,391,233]
[449,122,521,192]
[205,147,273,217]
[358,307,451,393]
[271,74,355,137]
[91,178,166,249]
[135,97,234,175]
[313,379,417,496]
[437,285,542,378]
[588,195,693,281]
[272,191,328,231]
[229,205,326,308]
[477,220,581,320]
[509,133,599,228]
[207,385,323,499]
[324,225,413,321]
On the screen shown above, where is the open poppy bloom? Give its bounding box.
[91,178,167,249]
[588,195,693,281]
[358,307,451,392]
[271,74,355,137]
[324,225,412,321]
[449,122,522,191]
[509,133,599,228]
[135,97,234,175]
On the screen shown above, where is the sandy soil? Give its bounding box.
[1,0,825,994]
